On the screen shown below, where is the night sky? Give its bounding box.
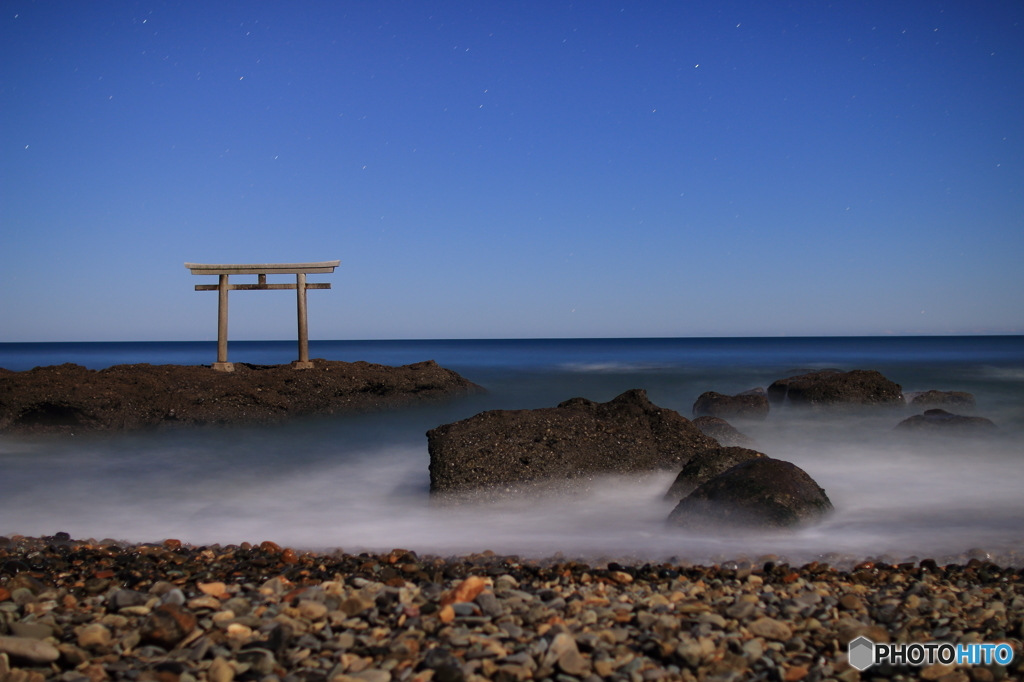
[2,1,1022,342]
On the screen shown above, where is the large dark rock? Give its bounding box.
[427,389,719,495]
[895,409,997,432]
[908,390,976,411]
[667,458,833,529]
[0,360,482,434]
[692,389,769,421]
[691,416,757,448]
[767,370,904,407]
[664,446,766,501]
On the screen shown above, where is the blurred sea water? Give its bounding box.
[1,336,1022,567]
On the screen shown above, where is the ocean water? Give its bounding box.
[1,336,1023,568]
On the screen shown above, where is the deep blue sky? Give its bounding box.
[2,1,1022,342]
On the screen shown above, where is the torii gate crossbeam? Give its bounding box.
[185,261,340,371]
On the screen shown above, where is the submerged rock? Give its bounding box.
[692,389,769,420]
[691,415,758,448]
[667,458,833,529]
[767,370,904,407]
[427,389,719,495]
[664,446,767,501]
[0,360,483,434]
[907,390,977,411]
[895,408,997,432]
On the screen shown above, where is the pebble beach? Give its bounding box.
[1,534,1022,682]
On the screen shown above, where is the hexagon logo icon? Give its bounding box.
[848,636,875,671]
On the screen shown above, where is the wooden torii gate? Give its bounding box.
[185,261,340,371]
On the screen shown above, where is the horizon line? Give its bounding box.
[2,333,1023,345]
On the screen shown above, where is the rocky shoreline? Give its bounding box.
[0,361,483,435]
[1,535,1021,682]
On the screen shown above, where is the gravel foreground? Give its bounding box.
[1,535,1022,682]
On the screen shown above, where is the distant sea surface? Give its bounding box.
[2,336,1023,567]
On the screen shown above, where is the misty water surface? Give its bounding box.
[1,337,1022,567]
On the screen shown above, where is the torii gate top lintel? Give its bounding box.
[185,260,339,372]
[185,261,340,275]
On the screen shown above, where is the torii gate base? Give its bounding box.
[185,261,340,371]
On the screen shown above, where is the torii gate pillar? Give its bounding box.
[185,261,340,371]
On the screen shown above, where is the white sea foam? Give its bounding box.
[559,362,670,373]
[982,366,1024,381]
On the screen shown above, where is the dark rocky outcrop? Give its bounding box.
[692,389,769,421]
[691,416,757,448]
[767,370,904,407]
[0,360,482,434]
[667,458,833,529]
[907,390,976,411]
[427,389,719,495]
[664,446,767,501]
[895,409,997,433]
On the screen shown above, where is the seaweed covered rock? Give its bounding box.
[895,409,997,433]
[664,446,767,501]
[427,389,719,495]
[691,416,757,448]
[667,458,833,529]
[908,390,976,411]
[692,389,769,421]
[767,370,904,407]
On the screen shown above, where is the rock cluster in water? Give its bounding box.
[0,361,482,435]
[427,391,832,529]
[1,534,1022,682]
[700,371,997,435]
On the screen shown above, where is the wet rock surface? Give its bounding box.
[767,370,904,408]
[907,391,978,411]
[667,459,834,530]
[663,448,767,502]
[691,390,769,421]
[1,534,1023,682]
[689,417,756,449]
[895,409,998,433]
[427,390,719,496]
[0,361,483,435]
